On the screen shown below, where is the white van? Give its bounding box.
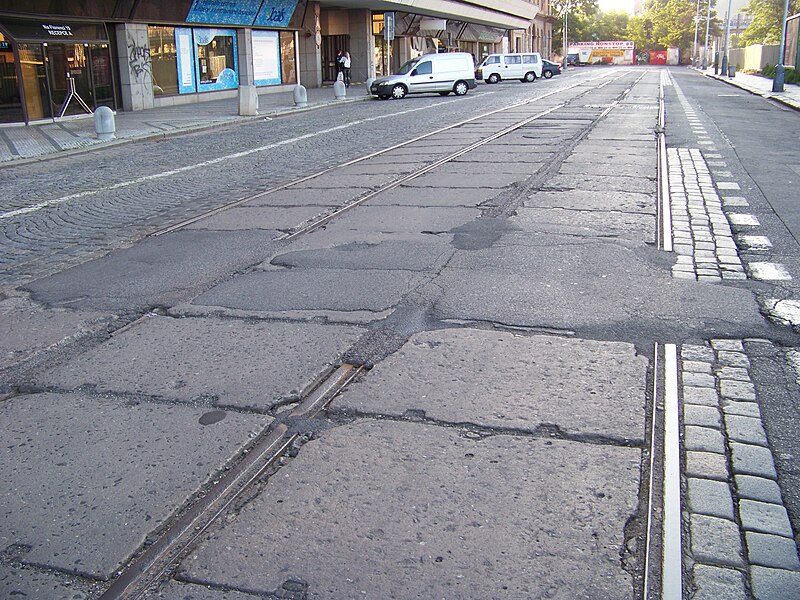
[477,52,543,84]
[369,52,477,99]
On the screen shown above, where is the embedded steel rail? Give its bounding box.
[99,364,363,600]
[150,71,620,238]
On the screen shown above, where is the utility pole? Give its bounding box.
[693,0,701,65]
[702,0,712,69]
[563,7,569,70]
[773,0,791,91]
[721,0,732,76]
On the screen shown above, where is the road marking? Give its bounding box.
[0,97,484,221]
[729,213,760,226]
[749,262,792,280]
[739,235,772,249]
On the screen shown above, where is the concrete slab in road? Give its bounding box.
[336,328,647,442]
[22,230,279,312]
[434,241,768,339]
[0,293,112,372]
[367,185,499,207]
[178,420,640,599]
[543,174,656,195]
[401,171,527,189]
[36,317,361,411]
[0,392,270,578]
[184,206,325,231]
[512,207,656,243]
[525,190,654,213]
[188,269,426,321]
[323,205,481,235]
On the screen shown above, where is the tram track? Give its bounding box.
[90,69,661,600]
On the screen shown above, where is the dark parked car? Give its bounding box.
[541,59,562,79]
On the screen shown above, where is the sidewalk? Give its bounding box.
[0,84,369,165]
[699,67,800,110]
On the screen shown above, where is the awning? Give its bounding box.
[0,17,108,43]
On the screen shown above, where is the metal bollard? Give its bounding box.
[93,106,115,141]
[365,77,375,95]
[293,84,308,108]
[333,80,346,100]
[728,65,736,78]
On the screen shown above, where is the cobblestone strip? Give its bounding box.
[669,148,746,282]
[681,341,800,599]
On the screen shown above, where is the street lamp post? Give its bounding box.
[702,0,712,69]
[563,8,569,69]
[693,0,701,65]
[773,0,791,92]
[721,0,732,76]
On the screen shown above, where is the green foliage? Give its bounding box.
[627,0,721,52]
[741,0,799,45]
[552,0,600,49]
[762,64,800,84]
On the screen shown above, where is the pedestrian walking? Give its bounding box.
[342,51,351,87]
[335,50,344,81]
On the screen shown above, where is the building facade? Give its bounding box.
[0,1,540,125]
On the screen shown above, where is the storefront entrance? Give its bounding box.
[0,19,115,123]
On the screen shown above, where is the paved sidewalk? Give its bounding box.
[0,84,370,165]
[699,67,800,110]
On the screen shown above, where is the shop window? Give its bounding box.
[279,31,296,84]
[195,28,237,91]
[0,32,23,122]
[148,25,179,95]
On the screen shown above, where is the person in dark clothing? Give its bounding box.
[341,51,351,87]
[335,50,343,78]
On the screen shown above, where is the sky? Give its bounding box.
[597,0,637,15]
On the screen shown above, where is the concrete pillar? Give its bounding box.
[298,1,322,87]
[348,9,374,83]
[237,28,258,115]
[115,23,154,112]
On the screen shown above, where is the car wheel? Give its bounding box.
[524,71,537,82]
[438,91,450,96]
[453,81,469,96]
[544,70,553,79]
[487,73,500,84]
[391,84,407,99]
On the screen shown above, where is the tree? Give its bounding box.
[627,0,719,51]
[741,0,799,45]
[552,0,600,50]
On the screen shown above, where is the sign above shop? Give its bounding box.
[0,18,107,42]
[186,0,298,28]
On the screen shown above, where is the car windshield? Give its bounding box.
[396,59,419,75]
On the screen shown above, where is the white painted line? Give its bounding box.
[643,342,659,600]
[729,214,760,226]
[662,343,683,600]
[768,299,800,330]
[739,235,772,249]
[660,136,672,251]
[722,196,749,206]
[716,181,741,190]
[749,262,792,280]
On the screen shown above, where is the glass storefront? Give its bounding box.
[148,25,295,96]
[0,18,115,123]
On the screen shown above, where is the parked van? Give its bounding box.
[476,52,543,83]
[369,52,477,99]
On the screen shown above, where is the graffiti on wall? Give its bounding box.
[128,37,152,81]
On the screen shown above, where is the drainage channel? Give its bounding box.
[150,70,629,238]
[98,364,364,600]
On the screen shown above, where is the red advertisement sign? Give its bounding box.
[650,50,667,65]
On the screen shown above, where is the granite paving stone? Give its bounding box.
[724,414,769,446]
[684,386,720,407]
[722,399,762,418]
[720,380,757,401]
[730,443,779,480]
[690,565,747,600]
[735,475,785,504]
[686,451,731,480]
[690,515,746,567]
[685,425,727,453]
[687,478,736,519]
[685,405,722,428]
[750,566,800,600]
[745,532,800,569]
[739,500,795,537]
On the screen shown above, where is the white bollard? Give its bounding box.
[293,84,308,108]
[334,80,346,100]
[365,78,375,95]
[93,106,116,141]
